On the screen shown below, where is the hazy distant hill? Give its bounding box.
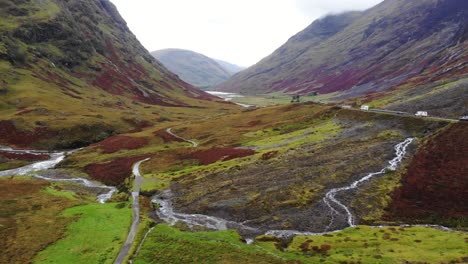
[214,59,245,75]
[216,0,467,116]
[152,49,238,89]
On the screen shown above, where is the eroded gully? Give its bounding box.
[144,131,451,244]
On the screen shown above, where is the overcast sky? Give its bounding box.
[110,0,384,67]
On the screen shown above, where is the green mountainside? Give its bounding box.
[216,0,467,117]
[152,48,235,89]
[0,0,233,149]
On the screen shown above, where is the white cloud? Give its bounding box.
[110,0,383,66]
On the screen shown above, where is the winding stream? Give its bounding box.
[0,147,116,203]
[150,136,429,239]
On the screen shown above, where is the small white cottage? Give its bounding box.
[360,105,370,111]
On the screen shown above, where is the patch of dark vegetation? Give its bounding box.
[85,155,151,186]
[92,135,149,153]
[387,123,468,227]
[0,151,48,161]
[0,120,114,149]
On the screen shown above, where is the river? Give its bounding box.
[206,91,254,107]
[0,147,116,203]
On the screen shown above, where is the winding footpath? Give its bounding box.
[0,147,115,203]
[166,128,198,147]
[114,158,150,264]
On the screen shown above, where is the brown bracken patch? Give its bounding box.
[0,120,56,148]
[93,135,149,154]
[183,148,255,165]
[85,155,151,185]
[153,129,185,143]
[0,151,49,161]
[387,123,468,221]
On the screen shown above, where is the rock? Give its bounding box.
[35,121,47,127]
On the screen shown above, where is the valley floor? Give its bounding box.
[1,102,466,263]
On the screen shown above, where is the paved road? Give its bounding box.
[339,106,459,122]
[114,158,150,264]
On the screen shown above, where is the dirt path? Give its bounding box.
[166,128,198,147]
[114,158,149,264]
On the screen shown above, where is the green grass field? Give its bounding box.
[133,224,285,264]
[133,224,467,264]
[258,226,468,263]
[34,202,132,264]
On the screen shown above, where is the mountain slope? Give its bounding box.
[151,48,232,89]
[214,59,245,75]
[216,0,467,115]
[0,0,232,149]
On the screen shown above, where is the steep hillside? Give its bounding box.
[387,122,468,226]
[216,0,467,116]
[0,0,232,149]
[151,48,232,89]
[214,59,245,75]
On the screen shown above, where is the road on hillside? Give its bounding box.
[339,106,459,122]
[114,158,150,264]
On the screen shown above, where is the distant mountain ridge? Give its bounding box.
[215,0,467,116]
[214,59,245,75]
[152,49,244,89]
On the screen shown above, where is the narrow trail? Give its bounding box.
[166,128,198,147]
[115,158,150,264]
[0,148,115,203]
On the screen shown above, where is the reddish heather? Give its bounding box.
[153,129,185,143]
[0,151,49,161]
[85,155,151,185]
[0,120,56,147]
[388,123,468,219]
[184,148,255,165]
[93,135,149,154]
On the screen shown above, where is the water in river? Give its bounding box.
[0,147,116,203]
[152,138,419,239]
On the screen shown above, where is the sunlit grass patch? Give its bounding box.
[256,226,468,263]
[34,202,132,264]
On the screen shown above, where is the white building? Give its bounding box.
[415,111,428,117]
[361,105,370,111]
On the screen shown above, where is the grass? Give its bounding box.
[261,225,468,263]
[34,202,132,264]
[0,178,79,263]
[133,224,467,264]
[244,119,340,151]
[133,224,285,264]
